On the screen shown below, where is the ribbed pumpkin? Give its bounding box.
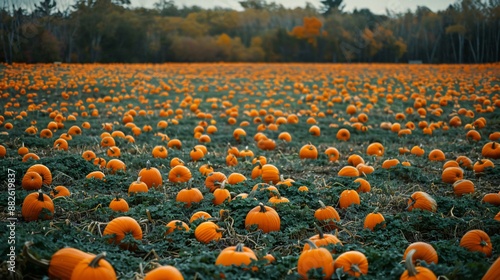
[428,149,445,161]
[70,252,116,280]
[128,177,149,195]
[194,221,224,243]
[407,191,437,212]
[459,229,492,257]
[176,180,203,207]
[339,190,360,209]
[138,161,163,189]
[144,266,184,280]
[106,159,126,174]
[22,190,54,221]
[363,210,385,231]
[334,251,369,277]
[482,193,500,206]
[86,171,105,180]
[403,242,438,265]
[453,179,475,196]
[314,200,340,231]
[49,248,95,280]
[400,250,437,280]
[382,158,400,169]
[257,138,276,151]
[165,220,190,235]
[170,157,185,167]
[109,197,129,212]
[324,147,340,162]
[245,203,280,233]
[338,166,360,177]
[22,171,43,190]
[27,164,52,185]
[441,167,464,184]
[482,142,500,159]
[303,224,342,253]
[474,159,495,173]
[354,178,371,193]
[347,154,365,167]
[50,185,71,198]
[336,128,351,141]
[366,142,384,156]
[410,146,425,157]
[199,163,214,176]
[152,145,168,158]
[205,172,227,192]
[442,160,459,169]
[299,143,318,159]
[227,172,246,185]
[298,239,334,280]
[213,181,231,205]
[482,256,500,280]
[268,192,290,206]
[103,217,143,250]
[356,163,375,175]
[261,164,280,184]
[456,155,473,170]
[189,211,212,223]
[215,243,258,269]
[168,165,192,183]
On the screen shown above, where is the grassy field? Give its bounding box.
[1,63,499,279]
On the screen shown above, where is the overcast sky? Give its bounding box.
[128,0,458,13]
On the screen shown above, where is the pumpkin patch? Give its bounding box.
[1,63,499,279]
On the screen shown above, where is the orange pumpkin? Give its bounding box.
[460,229,492,257]
[168,165,192,183]
[366,142,384,156]
[339,190,360,209]
[299,143,318,159]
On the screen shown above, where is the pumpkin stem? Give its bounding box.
[220,180,227,189]
[136,176,142,183]
[318,200,326,209]
[492,142,496,149]
[22,241,50,268]
[351,264,362,273]
[406,198,416,211]
[405,249,418,277]
[37,190,45,202]
[480,240,489,247]
[303,239,318,250]
[235,243,245,252]
[215,228,226,233]
[88,252,107,268]
[314,223,325,239]
[258,202,267,213]
[373,207,379,214]
[146,160,151,170]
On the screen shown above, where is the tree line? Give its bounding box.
[0,0,498,64]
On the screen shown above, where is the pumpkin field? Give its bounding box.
[1,62,500,279]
